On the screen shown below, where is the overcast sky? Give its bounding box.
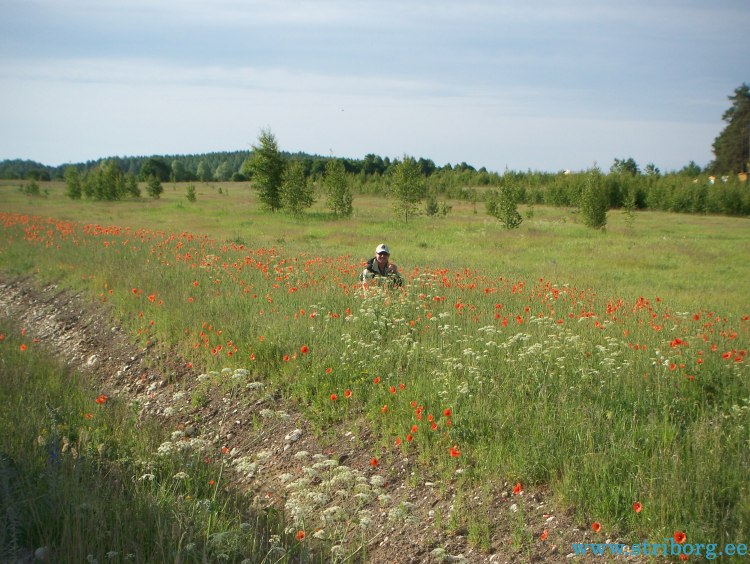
[1,0,748,172]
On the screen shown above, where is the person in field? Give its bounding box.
[360,243,403,288]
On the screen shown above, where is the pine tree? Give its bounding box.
[711,83,750,174]
[146,175,163,199]
[245,128,286,211]
[579,168,608,230]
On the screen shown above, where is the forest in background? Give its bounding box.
[2,83,748,217]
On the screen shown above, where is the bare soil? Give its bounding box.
[0,274,643,563]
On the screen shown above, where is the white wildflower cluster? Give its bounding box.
[172,391,188,402]
[280,452,392,535]
[156,435,212,458]
[156,441,178,457]
[231,368,249,382]
[233,456,259,478]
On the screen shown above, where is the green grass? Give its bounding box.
[1,180,749,553]
[0,318,319,562]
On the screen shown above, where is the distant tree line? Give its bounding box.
[0,150,479,184]
[4,84,747,215]
[8,152,750,217]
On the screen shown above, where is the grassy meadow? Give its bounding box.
[1,179,749,559]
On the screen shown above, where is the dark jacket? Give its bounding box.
[360,257,403,286]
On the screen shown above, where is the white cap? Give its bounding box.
[375,243,390,255]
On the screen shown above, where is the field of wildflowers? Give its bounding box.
[1,182,749,560]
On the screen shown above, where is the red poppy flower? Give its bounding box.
[592,522,601,533]
[370,457,378,467]
[300,345,309,354]
[394,437,402,446]
[373,376,381,384]
[389,386,396,394]
[344,389,352,398]
[381,404,388,413]
[443,408,452,417]
[406,434,413,442]
[513,482,523,495]
[411,424,418,433]
[330,393,338,401]
[326,367,333,374]
[283,354,290,362]
[449,446,461,457]
[632,501,642,513]
[673,531,686,544]
[295,530,305,541]
[19,343,27,352]
[540,529,549,541]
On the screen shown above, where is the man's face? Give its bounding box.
[376,252,389,267]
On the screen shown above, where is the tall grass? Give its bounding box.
[1,181,749,551]
[0,318,320,562]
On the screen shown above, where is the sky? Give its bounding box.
[1,0,748,173]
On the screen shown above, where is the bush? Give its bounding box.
[486,185,522,229]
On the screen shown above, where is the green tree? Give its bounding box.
[425,194,439,216]
[186,184,197,203]
[21,179,41,196]
[102,160,124,200]
[485,185,522,229]
[140,157,170,181]
[145,175,163,199]
[579,168,608,230]
[678,160,702,177]
[610,157,640,176]
[323,159,353,217]
[171,159,187,183]
[389,156,426,223]
[64,166,82,199]
[711,83,750,174]
[123,174,141,198]
[245,128,286,211]
[196,161,210,182]
[281,160,314,216]
[214,161,233,181]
